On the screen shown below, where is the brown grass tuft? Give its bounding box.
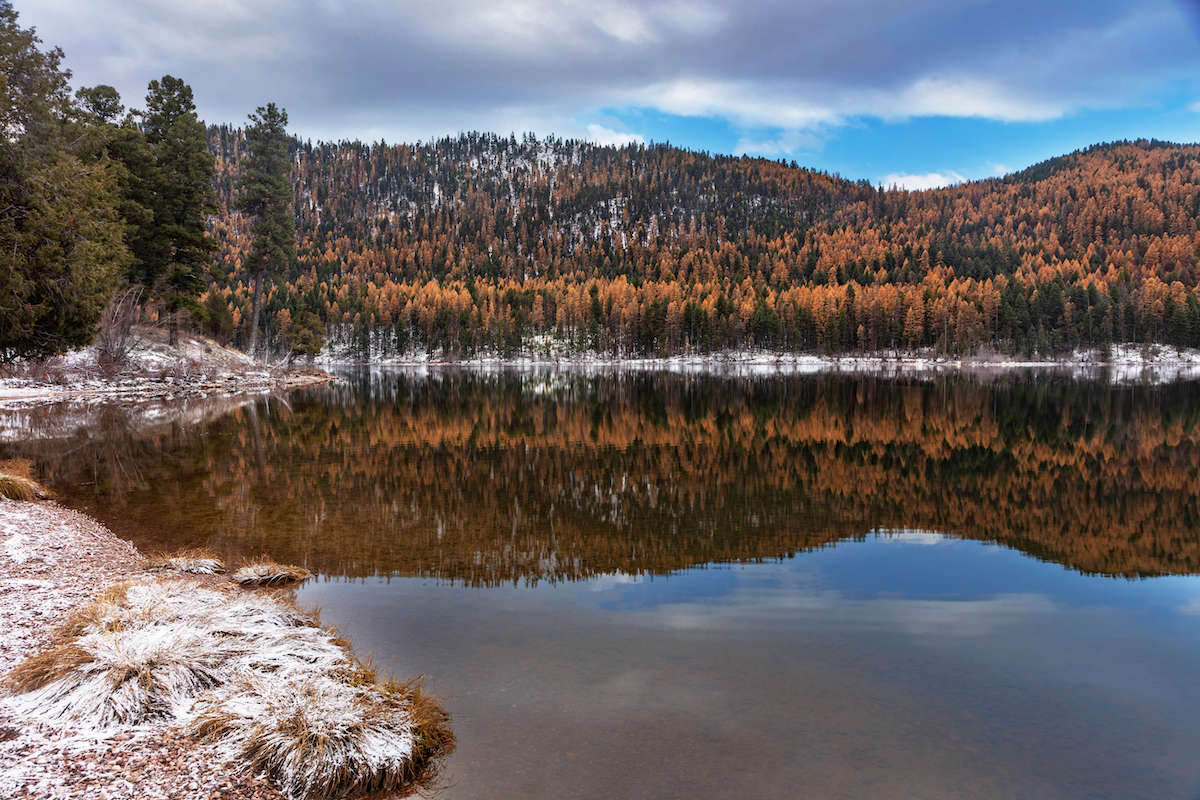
[5,583,132,692]
[6,642,94,693]
[145,547,226,575]
[385,676,456,783]
[232,560,313,586]
[0,468,51,501]
[191,669,454,799]
[9,575,453,798]
[0,459,33,479]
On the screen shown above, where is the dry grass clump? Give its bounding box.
[190,671,451,799]
[6,581,318,727]
[4,577,452,798]
[146,547,226,575]
[0,459,51,501]
[232,560,313,586]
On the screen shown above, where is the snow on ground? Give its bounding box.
[0,329,332,408]
[0,499,435,799]
[0,501,283,799]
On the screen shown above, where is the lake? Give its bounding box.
[5,369,1200,799]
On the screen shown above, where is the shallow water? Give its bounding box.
[6,370,1200,799]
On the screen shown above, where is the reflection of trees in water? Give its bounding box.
[7,372,1200,583]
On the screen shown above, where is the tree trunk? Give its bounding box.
[248,272,264,358]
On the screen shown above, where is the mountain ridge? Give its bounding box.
[201,131,1200,358]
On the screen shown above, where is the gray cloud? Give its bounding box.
[18,0,1200,144]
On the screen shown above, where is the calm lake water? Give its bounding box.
[6,369,1200,799]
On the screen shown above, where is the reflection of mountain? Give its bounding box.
[7,371,1200,582]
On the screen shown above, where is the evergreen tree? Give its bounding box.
[0,2,127,360]
[75,84,123,123]
[237,103,295,355]
[74,85,158,297]
[141,76,216,344]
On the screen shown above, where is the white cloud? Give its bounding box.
[17,0,1195,150]
[880,170,967,190]
[628,79,841,130]
[594,5,657,44]
[733,130,824,157]
[1189,100,1200,113]
[650,1,727,36]
[883,77,1065,122]
[1177,597,1200,616]
[584,124,645,147]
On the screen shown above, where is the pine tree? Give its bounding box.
[75,85,158,296]
[0,2,127,360]
[237,103,296,356]
[141,76,216,344]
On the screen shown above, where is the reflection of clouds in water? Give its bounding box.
[873,529,952,547]
[1176,597,1200,616]
[646,590,1056,635]
[875,593,1056,636]
[586,572,644,592]
[614,560,1059,635]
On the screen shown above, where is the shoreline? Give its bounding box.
[0,370,333,406]
[0,499,286,799]
[0,496,450,799]
[0,328,337,408]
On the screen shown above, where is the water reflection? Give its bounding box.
[3,369,1200,580]
[301,535,1200,800]
[6,371,1200,798]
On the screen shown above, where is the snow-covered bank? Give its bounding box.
[320,343,1200,383]
[0,329,333,407]
[0,499,279,799]
[0,499,451,799]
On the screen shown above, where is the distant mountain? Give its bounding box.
[205,130,1200,357]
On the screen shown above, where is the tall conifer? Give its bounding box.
[141,76,216,344]
[237,103,295,356]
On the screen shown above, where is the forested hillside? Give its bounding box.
[204,132,1200,357]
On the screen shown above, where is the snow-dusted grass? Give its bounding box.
[191,670,441,798]
[5,577,452,798]
[232,561,313,587]
[0,474,45,502]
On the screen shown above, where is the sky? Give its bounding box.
[17,0,1200,188]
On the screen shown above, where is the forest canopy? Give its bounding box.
[205,131,1200,358]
